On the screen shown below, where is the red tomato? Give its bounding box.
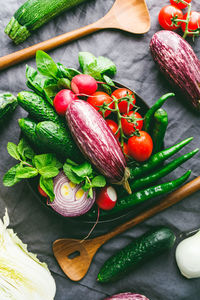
[96,186,117,210]
[53,89,78,116]
[121,111,143,136]
[106,119,120,139]
[128,131,153,162]
[170,0,191,10]
[38,185,48,198]
[181,11,200,36]
[123,142,129,160]
[158,5,183,30]
[111,88,136,114]
[87,91,114,117]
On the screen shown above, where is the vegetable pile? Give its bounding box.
[3,51,198,220]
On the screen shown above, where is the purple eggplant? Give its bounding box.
[66,100,131,193]
[104,293,149,300]
[150,30,200,112]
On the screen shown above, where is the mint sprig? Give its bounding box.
[3,139,63,201]
[63,159,106,198]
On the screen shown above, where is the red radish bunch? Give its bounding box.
[71,74,98,95]
[96,186,117,210]
[53,89,78,116]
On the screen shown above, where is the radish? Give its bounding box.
[53,89,78,116]
[71,74,98,95]
[96,186,117,210]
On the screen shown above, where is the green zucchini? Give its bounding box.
[17,91,65,127]
[97,227,176,283]
[18,118,49,152]
[0,93,17,121]
[36,121,83,162]
[5,0,89,44]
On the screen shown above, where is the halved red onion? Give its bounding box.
[49,171,95,217]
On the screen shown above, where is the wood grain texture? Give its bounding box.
[0,0,150,70]
[53,176,200,282]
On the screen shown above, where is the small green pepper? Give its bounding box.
[152,108,168,153]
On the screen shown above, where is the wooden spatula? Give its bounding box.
[53,176,200,282]
[0,0,150,70]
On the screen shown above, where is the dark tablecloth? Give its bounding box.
[0,0,200,299]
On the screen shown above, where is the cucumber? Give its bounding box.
[97,227,176,283]
[0,93,17,121]
[18,118,48,152]
[17,91,65,127]
[5,0,89,44]
[35,121,83,162]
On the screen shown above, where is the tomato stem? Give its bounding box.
[183,3,192,39]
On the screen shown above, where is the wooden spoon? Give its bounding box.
[0,0,150,70]
[53,176,200,282]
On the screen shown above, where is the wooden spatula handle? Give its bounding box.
[102,176,200,242]
[0,22,101,71]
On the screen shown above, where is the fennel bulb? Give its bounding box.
[176,230,200,279]
[0,210,56,300]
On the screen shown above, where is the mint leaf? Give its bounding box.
[39,176,55,202]
[17,138,35,161]
[36,50,58,79]
[63,163,83,184]
[79,52,96,73]
[71,161,93,178]
[103,75,115,87]
[16,166,38,179]
[7,142,21,160]
[82,180,91,191]
[96,56,117,77]
[3,164,21,186]
[39,166,59,178]
[91,175,106,188]
[33,153,62,169]
[88,187,94,199]
[57,78,71,90]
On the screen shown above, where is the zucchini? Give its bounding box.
[17,91,65,127]
[5,0,89,44]
[97,227,176,283]
[35,121,83,162]
[18,118,49,152]
[0,93,17,121]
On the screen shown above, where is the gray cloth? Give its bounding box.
[0,0,200,299]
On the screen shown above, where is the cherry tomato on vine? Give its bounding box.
[87,91,114,117]
[121,111,143,136]
[181,11,200,36]
[111,88,136,114]
[127,131,153,162]
[158,5,183,30]
[106,119,120,139]
[170,0,191,10]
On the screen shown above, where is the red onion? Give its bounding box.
[49,171,95,217]
[104,293,149,300]
[66,100,131,193]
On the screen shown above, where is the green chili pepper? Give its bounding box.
[119,149,198,196]
[144,93,174,133]
[104,170,191,216]
[129,137,193,180]
[152,108,168,153]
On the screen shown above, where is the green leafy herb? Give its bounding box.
[63,159,106,198]
[7,142,21,160]
[33,153,62,170]
[3,164,21,187]
[16,166,38,179]
[103,75,115,87]
[36,50,59,79]
[17,138,35,161]
[38,166,60,178]
[39,176,55,202]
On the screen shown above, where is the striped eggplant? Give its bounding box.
[66,100,131,193]
[104,293,149,300]
[150,30,200,112]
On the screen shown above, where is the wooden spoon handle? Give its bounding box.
[99,176,200,243]
[0,22,101,71]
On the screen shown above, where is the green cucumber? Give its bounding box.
[18,118,48,152]
[35,121,83,162]
[17,91,65,127]
[97,227,176,283]
[0,93,17,121]
[5,0,89,44]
